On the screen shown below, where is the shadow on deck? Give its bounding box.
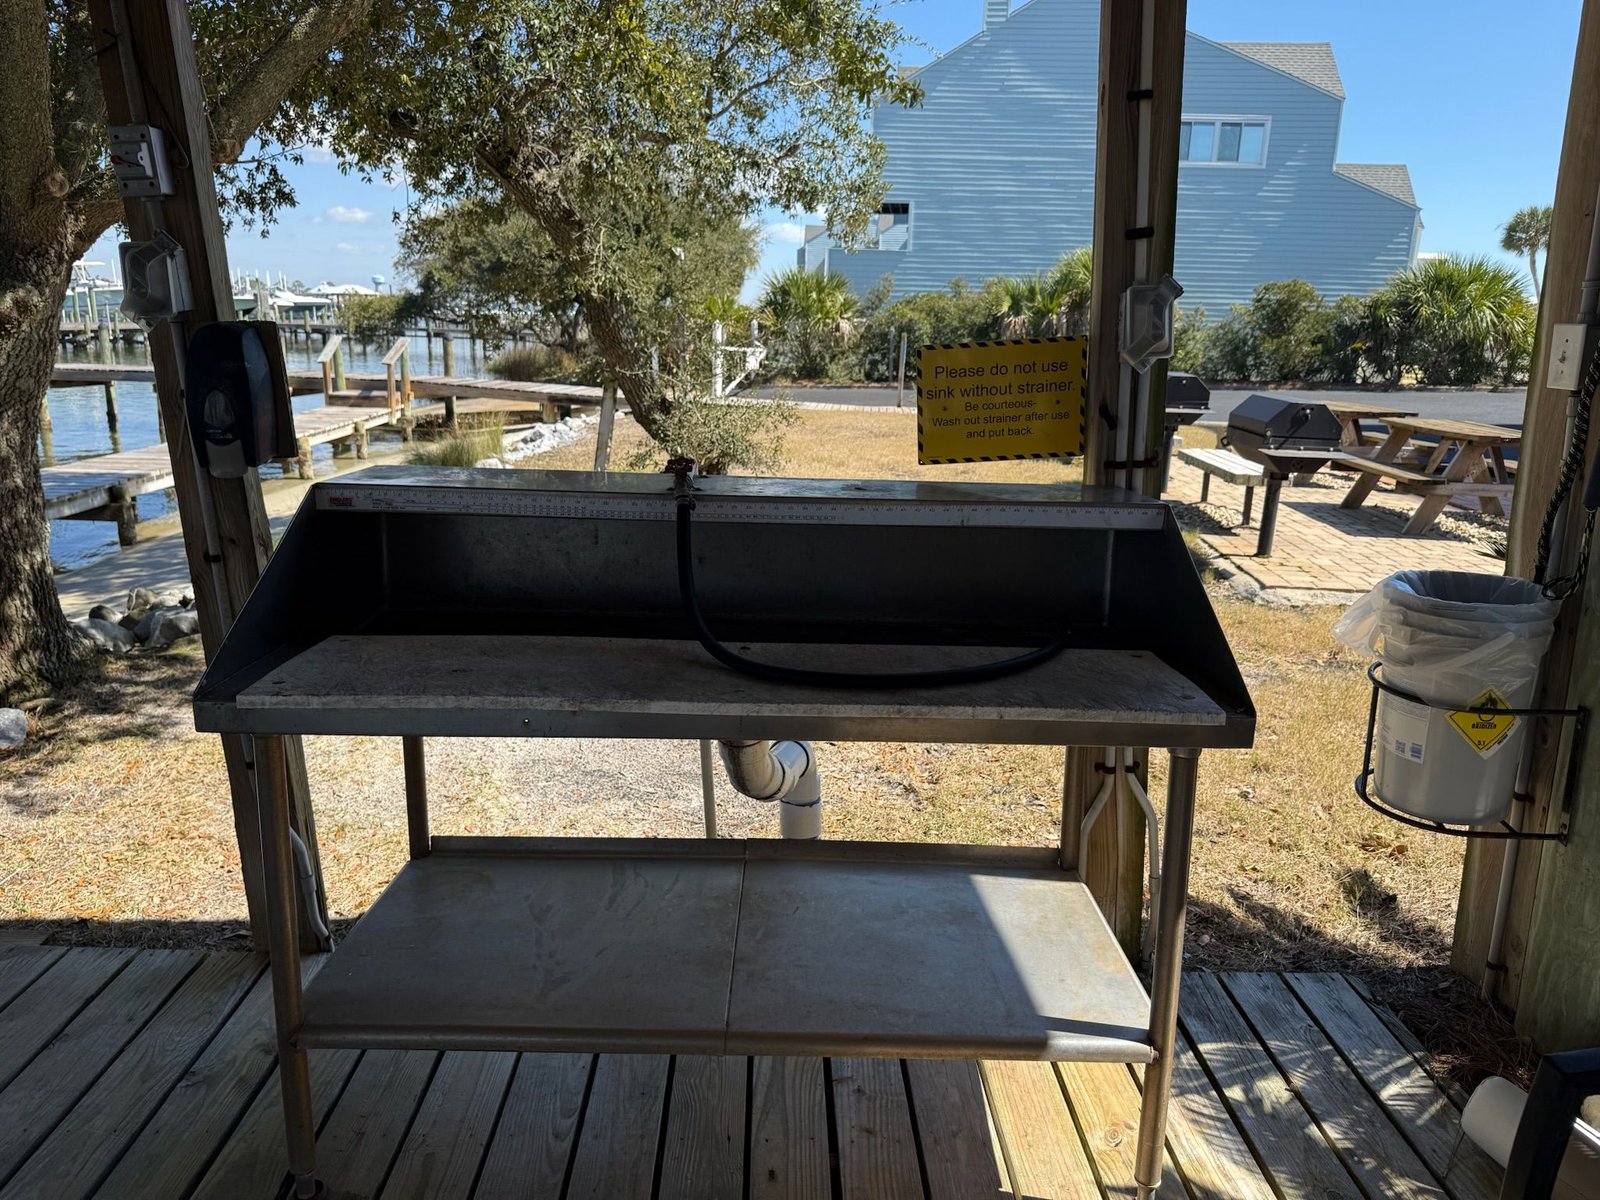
[0,943,1508,1199]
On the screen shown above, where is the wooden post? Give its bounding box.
[333,339,346,392]
[442,335,458,430]
[103,381,118,434]
[39,395,54,465]
[90,0,329,952]
[594,381,617,470]
[1071,0,1188,954]
[1453,0,1600,1014]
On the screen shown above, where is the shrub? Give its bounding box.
[1381,255,1535,385]
[854,278,994,380]
[409,425,505,467]
[487,344,602,384]
[627,393,798,475]
[758,267,859,379]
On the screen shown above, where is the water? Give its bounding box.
[42,333,490,571]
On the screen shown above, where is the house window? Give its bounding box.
[1180,118,1268,166]
[868,202,911,251]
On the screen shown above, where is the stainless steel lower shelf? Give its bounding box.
[298,837,1154,1062]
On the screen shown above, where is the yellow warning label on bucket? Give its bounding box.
[1447,688,1518,756]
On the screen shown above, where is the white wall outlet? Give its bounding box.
[1547,322,1586,391]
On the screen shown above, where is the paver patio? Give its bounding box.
[1164,457,1504,601]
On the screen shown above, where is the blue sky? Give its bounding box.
[83,0,1580,301]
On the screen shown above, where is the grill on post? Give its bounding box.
[1159,373,1211,491]
[1224,394,1343,475]
[1221,394,1347,557]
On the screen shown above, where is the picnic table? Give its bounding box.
[1318,399,1419,449]
[1338,415,1519,535]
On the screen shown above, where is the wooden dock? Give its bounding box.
[41,405,395,544]
[0,945,1506,1200]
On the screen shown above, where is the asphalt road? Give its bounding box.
[749,383,1527,427]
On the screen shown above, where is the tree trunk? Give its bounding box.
[1530,251,1542,298]
[0,232,83,700]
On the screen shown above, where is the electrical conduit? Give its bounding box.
[718,740,822,839]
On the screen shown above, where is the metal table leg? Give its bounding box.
[403,735,430,859]
[1254,477,1285,556]
[1134,747,1200,1199]
[257,735,321,1199]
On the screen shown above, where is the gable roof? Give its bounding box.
[1217,42,1344,100]
[1334,163,1417,207]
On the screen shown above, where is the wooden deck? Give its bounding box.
[41,406,393,531]
[0,946,1506,1200]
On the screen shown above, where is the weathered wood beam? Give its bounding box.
[88,0,329,952]
[1076,0,1187,952]
[1453,0,1600,1011]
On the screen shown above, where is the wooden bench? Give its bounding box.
[1177,448,1266,524]
[1340,458,1516,535]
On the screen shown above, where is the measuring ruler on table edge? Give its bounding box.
[312,482,1165,530]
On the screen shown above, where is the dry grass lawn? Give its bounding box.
[1,406,1524,1084]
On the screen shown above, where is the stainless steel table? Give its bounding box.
[195,467,1255,1199]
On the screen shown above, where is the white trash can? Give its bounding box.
[1335,571,1559,825]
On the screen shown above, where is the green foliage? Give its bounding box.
[399,199,583,347]
[625,394,799,475]
[1501,204,1553,293]
[1378,255,1535,386]
[853,277,993,381]
[340,293,412,341]
[1169,305,1210,375]
[759,267,860,378]
[486,345,599,384]
[313,0,919,442]
[408,425,505,467]
[985,248,1094,339]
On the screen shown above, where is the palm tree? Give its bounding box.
[1042,247,1093,335]
[1384,254,1535,384]
[1501,204,1553,296]
[758,268,859,379]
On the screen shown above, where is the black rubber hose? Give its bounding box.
[675,499,1071,688]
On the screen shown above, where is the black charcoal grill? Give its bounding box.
[1219,394,1348,557]
[1223,393,1344,475]
[1159,373,1211,490]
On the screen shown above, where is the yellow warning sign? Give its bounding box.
[917,338,1087,464]
[1447,688,1518,756]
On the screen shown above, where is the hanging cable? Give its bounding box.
[1536,345,1600,600]
[672,474,1071,689]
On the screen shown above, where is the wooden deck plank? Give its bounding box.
[381,1051,516,1200]
[0,950,198,1183]
[564,1054,671,1200]
[0,946,67,1011]
[1285,974,1502,1200]
[0,947,133,1090]
[984,1088,1017,1200]
[1342,976,1471,1109]
[95,957,326,1200]
[905,1058,1011,1199]
[1180,973,1363,1200]
[315,1050,440,1200]
[471,1054,592,1200]
[658,1055,746,1200]
[1135,1029,1277,1200]
[188,1048,362,1200]
[1057,1060,1186,1198]
[1223,973,1446,1200]
[831,1057,924,1200]
[2,951,261,1200]
[980,1060,1100,1200]
[749,1056,832,1200]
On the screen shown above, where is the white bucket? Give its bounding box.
[1336,571,1559,826]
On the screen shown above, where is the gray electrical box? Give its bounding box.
[119,232,192,325]
[107,125,175,198]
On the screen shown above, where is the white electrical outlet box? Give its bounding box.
[1548,323,1586,391]
[119,232,192,325]
[108,125,175,198]
[1120,275,1185,374]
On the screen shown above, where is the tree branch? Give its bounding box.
[208,0,375,162]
